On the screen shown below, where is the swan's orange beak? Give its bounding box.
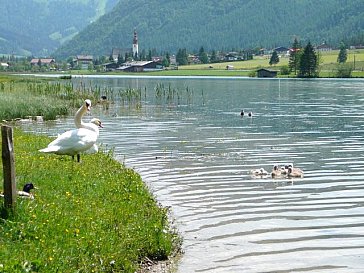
[99,122,103,128]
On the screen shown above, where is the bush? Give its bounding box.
[335,64,353,78]
[280,65,290,75]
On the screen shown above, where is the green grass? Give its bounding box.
[0,75,109,121]
[0,129,180,272]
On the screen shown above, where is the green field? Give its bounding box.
[179,49,364,71]
[0,129,179,272]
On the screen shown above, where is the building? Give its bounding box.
[349,45,364,50]
[316,42,332,52]
[73,55,93,69]
[257,68,277,78]
[132,29,138,59]
[103,62,119,71]
[225,53,238,61]
[111,48,132,62]
[0,62,9,69]
[273,47,290,56]
[117,61,163,72]
[30,58,56,69]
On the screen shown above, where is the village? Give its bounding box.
[2,29,361,78]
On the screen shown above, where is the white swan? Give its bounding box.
[74,99,100,154]
[39,118,103,162]
[74,99,91,129]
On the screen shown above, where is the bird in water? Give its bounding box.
[287,166,304,178]
[241,110,253,117]
[271,165,282,178]
[250,168,269,176]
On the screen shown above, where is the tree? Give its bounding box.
[298,41,318,78]
[289,37,301,74]
[117,54,124,65]
[176,48,188,65]
[210,50,218,63]
[336,63,352,78]
[147,50,152,61]
[109,54,114,62]
[139,49,146,61]
[162,52,170,67]
[337,42,347,63]
[198,46,209,64]
[124,52,132,62]
[269,50,279,66]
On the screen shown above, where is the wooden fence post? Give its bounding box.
[2,125,16,210]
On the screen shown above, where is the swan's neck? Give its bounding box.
[74,105,87,128]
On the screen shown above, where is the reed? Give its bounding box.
[155,83,195,105]
[0,77,106,120]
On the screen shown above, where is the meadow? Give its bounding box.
[178,49,364,72]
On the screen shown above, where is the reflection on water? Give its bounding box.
[25,77,364,272]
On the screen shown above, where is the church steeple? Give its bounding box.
[132,29,138,59]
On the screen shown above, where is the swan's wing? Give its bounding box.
[40,128,98,155]
[85,144,98,154]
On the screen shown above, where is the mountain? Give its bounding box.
[0,0,119,56]
[53,0,364,59]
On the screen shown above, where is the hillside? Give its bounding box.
[0,0,118,56]
[53,0,364,59]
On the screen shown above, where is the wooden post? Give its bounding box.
[2,125,16,210]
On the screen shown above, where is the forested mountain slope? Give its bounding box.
[0,0,118,56]
[54,0,364,59]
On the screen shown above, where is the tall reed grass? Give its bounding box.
[0,77,104,121]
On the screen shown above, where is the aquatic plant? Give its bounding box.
[154,83,194,105]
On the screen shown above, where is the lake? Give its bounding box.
[25,76,364,272]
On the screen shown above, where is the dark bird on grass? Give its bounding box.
[0,183,36,199]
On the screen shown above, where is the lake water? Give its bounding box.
[26,76,364,272]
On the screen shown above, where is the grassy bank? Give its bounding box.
[0,75,105,121]
[0,128,179,272]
